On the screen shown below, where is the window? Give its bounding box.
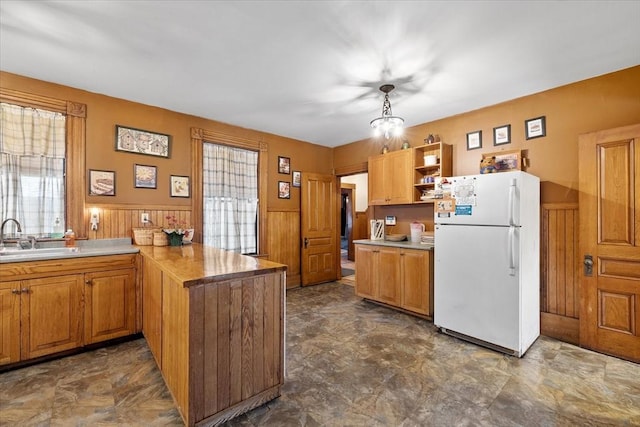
[0,103,65,237]
[202,143,258,254]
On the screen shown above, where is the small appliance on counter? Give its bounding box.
[410,221,425,243]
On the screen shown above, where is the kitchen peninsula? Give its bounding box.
[138,243,286,427]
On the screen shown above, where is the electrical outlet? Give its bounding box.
[141,213,149,224]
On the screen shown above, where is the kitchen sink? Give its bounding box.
[0,246,79,257]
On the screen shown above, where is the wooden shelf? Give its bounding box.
[412,143,452,203]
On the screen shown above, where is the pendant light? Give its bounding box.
[370,84,404,139]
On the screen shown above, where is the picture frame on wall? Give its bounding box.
[88,169,115,196]
[292,171,301,187]
[466,130,482,150]
[134,164,157,189]
[525,116,546,139]
[493,124,511,146]
[278,156,291,174]
[115,125,170,158]
[278,181,291,199]
[170,175,190,198]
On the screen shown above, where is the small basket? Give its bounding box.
[153,232,168,247]
[132,227,160,246]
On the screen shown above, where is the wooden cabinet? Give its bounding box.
[0,275,84,364]
[84,268,136,345]
[0,253,138,366]
[368,149,413,205]
[355,243,433,317]
[413,142,452,203]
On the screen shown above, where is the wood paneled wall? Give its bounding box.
[83,206,192,241]
[266,210,301,288]
[540,203,580,344]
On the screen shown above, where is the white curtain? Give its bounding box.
[203,142,258,254]
[0,103,66,236]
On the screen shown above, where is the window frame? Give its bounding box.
[0,88,87,238]
[190,127,268,253]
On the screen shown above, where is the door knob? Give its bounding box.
[304,237,309,249]
[583,255,594,276]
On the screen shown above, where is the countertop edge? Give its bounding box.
[354,239,434,250]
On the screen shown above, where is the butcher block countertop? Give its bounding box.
[136,243,286,287]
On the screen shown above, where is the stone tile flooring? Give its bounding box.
[1,282,639,426]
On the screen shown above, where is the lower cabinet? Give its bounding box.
[355,244,433,317]
[0,254,137,366]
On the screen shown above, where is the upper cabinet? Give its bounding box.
[412,142,452,203]
[368,149,413,205]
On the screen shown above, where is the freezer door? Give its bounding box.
[434,224,521,352]
[435,171,523,226]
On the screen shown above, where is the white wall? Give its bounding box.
[341,173,368,212]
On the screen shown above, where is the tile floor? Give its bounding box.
[1,282,639,426]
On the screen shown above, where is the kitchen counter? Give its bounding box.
[139,243,286,426]
[136,243,285,287]
[354,239,434,250]
[0,238,138,263]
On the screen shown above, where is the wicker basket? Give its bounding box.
[132,227,161,246]
[153,232,168,247]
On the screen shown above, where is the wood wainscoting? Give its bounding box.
[540,203,580,344]
[83,205,192,240]
[267,209,301,288]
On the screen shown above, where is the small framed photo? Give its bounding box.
[89,169,115,196]
[134,164,157,189]
[466,130,482,150]
[292,171,301,187]
[278,181,291,199]
[493,124,511,146]
[278,156,291,174]
[115,125,170,158]
[525,116,546,140]
[170,175,190,198]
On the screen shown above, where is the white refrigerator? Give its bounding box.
[434,170,540,357]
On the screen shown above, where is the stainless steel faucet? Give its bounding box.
[0,218,22,248]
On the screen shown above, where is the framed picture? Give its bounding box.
[493,124,511,146]
[292,171,301,187]
[525,116,546,139]
[115,125,170,158]
[170,175,190,198]
[134,164,157,189]
[88,169,115,196]
[278,181,291,199]
[278,156,291,174]
[466,130,482,150]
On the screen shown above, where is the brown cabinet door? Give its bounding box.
[401,249,432,315]
[0,282,21,365]
[355,244,377,299]
[21,275,83,360]
[377,247,401,306]
[84,268,136,344]
[368,155,387,205]
[142,257,163,366]
[387,150,412,205]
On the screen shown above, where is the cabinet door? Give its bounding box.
[387,150,412,204]
[21,275,83,360]
[142,257,163,366]
[368,155,387,205]
[84,268,136,344]
[377,247,401,305]
[0,282,21,365]
[401,249,432,315]
[355,245,377,299]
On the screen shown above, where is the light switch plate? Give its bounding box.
[141,213,149,224]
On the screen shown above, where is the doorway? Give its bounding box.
[340,173,369,284]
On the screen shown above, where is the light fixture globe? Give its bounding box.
[370,84,404,139]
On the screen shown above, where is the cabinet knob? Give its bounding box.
[21,288,29,294]
[85,279,92,286]
[11,289,21,294]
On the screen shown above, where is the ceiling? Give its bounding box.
[1,1,638,148]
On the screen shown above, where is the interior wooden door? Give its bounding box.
[578,123,640,362]
[301,172,338,286]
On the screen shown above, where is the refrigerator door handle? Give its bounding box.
[508,178,517,226]
[508,226,516,276]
